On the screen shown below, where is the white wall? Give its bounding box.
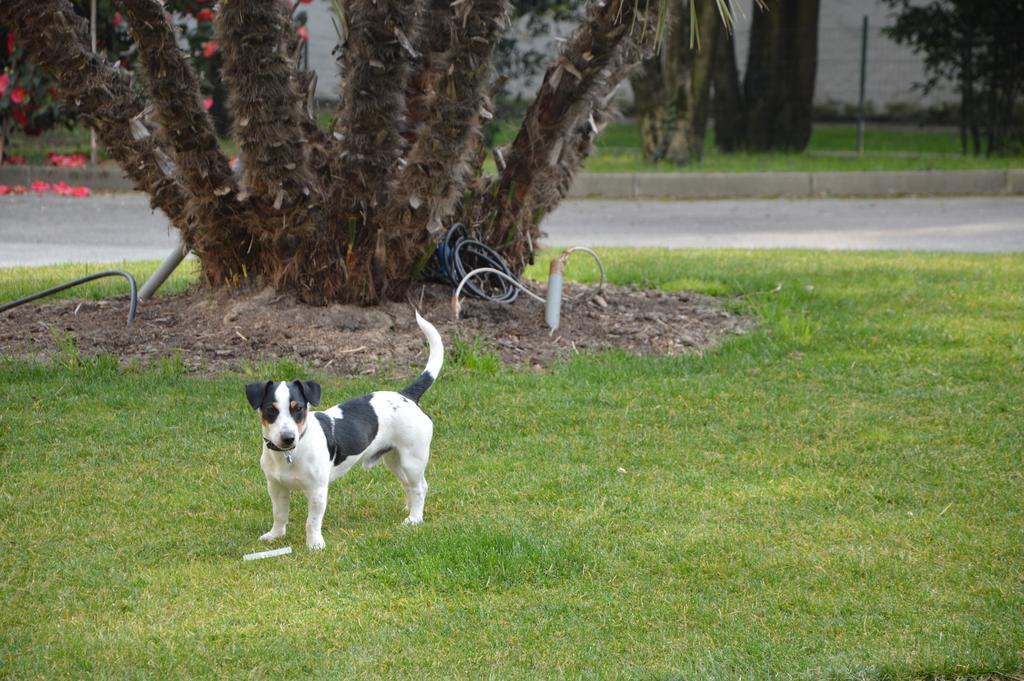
[301,0,956,110]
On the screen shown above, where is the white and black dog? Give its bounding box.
[245,311,443,550]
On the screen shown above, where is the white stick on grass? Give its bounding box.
[243,546,292,561]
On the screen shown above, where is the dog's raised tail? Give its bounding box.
[399,311,444,403]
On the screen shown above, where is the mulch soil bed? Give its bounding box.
[0,281,755,375]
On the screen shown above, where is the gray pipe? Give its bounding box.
[140,240,189,301]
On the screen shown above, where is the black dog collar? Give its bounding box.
[264,427,307,463]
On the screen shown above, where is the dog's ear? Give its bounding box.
[245,381,273,410]
[295,380,322,407]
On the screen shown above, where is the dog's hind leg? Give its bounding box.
[385,448,429,526]
[260,479,289,541]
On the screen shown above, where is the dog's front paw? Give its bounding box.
[402,516,423,526]
[306,534,326,551]
[259,528,286,542]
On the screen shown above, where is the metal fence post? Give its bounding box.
[856,15,868,157]
[90,0,98,166]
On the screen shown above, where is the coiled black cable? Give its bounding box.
[0,270,139,326]
[421,223,520,303]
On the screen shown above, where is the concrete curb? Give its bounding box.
[568,169,1024,199]
[4,164,1022,199]
[0,165,138,193]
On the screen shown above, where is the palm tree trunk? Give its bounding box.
[217,0,315,208]
[531,42,642,217]
[475,0,656,271]
[330,0,422,221]
[4,0,670,306]
[381,0,508,246]
[115,0,234,197]
[113,0,261,285]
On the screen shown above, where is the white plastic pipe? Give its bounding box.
[545,259,564,331]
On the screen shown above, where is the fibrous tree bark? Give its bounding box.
[0,0,656,304]
[472,0,656,268]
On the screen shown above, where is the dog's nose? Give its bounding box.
[280,433,295,446]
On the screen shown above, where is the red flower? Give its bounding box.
[112,13,123,26]
[196,8,214,21]
[3,154,26,165]
[299,0,314,4]
[11,108,28,126]
[31,181,52,193]
[70,186,92,198]
[0,185,10,195]
[10,86,26,104]
[6,32,14,55]
[49,153,87,168]
[52,181,71,195]
[202,40,218,58]
[0,73,8,97]
[203,97,214,111]
[296,25,309,41]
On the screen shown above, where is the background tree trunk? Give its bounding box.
[743,0,820,151]
[661,0,720,164]
[711,26,744,152]
[630,58,666,162]
[629,0,718,165]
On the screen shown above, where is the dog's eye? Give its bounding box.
[265,408,279,420]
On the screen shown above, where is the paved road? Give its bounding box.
[1,193,179,266]
[1,193,1022,266]
[546,196,1024,252]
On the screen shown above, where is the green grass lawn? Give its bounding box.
[8,121,1023,173]
[1,250,1023,679]
[486,122,1024,173]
